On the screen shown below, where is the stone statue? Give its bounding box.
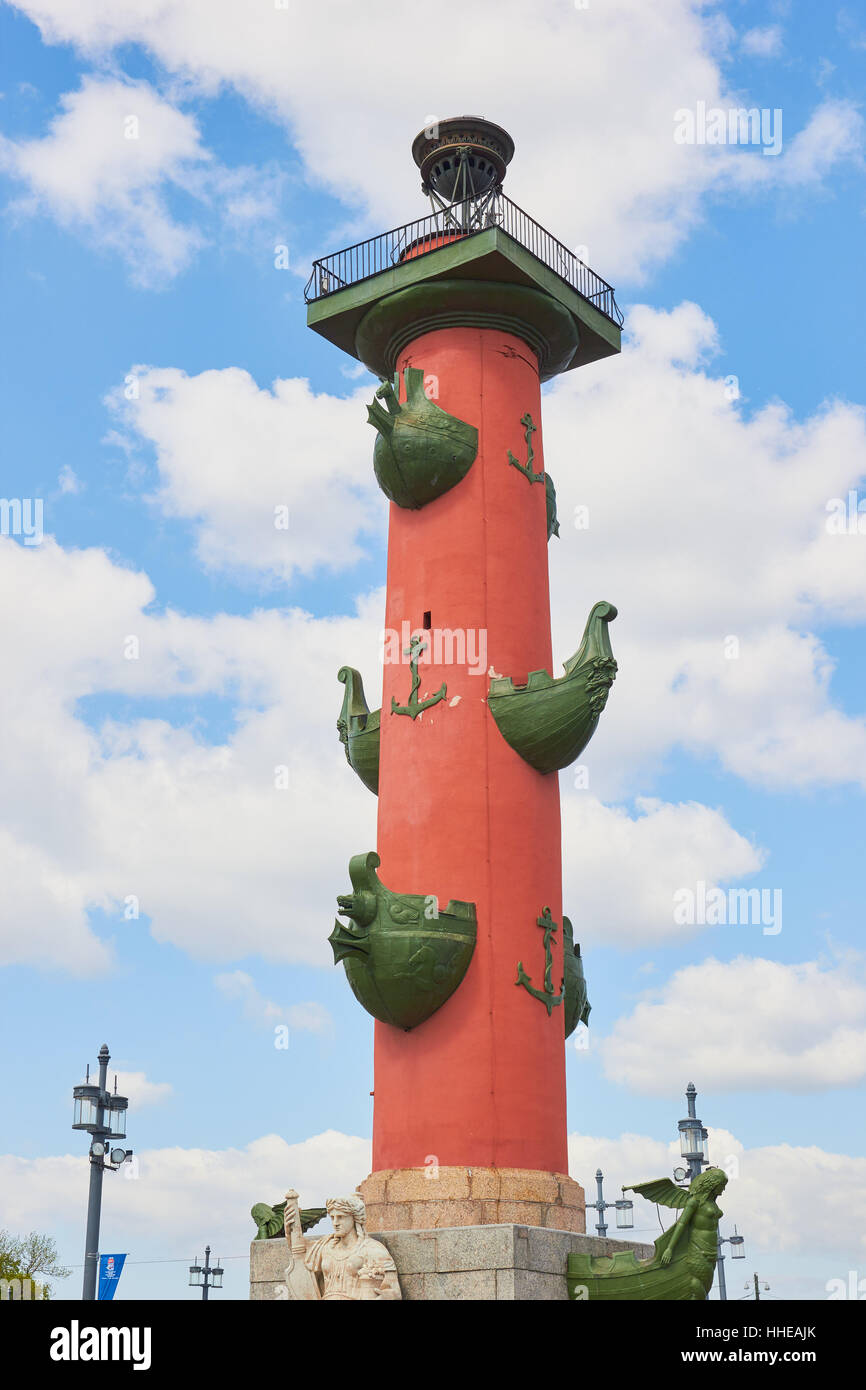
[282,1189,402,1301]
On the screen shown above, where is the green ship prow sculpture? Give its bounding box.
[566,1168,728,1301]
[487,600,618,774]
[337,666,380,794]
[330,851,476,1030]
[562,916,590,1039]
[367,366,478,510]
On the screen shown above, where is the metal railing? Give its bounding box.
[304,193,623,326]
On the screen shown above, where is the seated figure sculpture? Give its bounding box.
[282,1189,402,1301]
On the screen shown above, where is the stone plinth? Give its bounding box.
[250,1225,654,1301]
[357,1166,585,1233]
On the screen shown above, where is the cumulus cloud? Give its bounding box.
[0,1129,372,1290]
[568,1126,866,1265]
[601,955,866,1094]
[7,0,863,282]
[106,366,384,582]
[3,294,864,974]
[71,1068,173,1108]
[214,971,332,1034]
[0,535,381,973]
[3,1124,863,1296]
[0,530,768,971]
[57,465,82,495]
[112,304,866,798]
[740,25,783,58]
[562,797,764,949]
[0,75,278,284]
[546,302,866,796]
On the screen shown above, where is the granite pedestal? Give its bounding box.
[250,1224,654,1301]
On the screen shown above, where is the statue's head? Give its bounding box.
[690,1166,728,1201]
[326,1194,366,1239]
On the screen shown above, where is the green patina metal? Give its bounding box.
[562,916,591,1039]
[354,277,584,382]
[545,471,560,540]
[566,1169,728,1301]
[507,411,544,484]
[330,851,476,1030]
[251,1200,326,1241]
[391,634,447,719]
[516,906,564,1017]
[308,234,620,378]
[337,666,380,794]
[487,600,618,774]
[367,366,478,509]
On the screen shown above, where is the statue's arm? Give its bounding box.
[283,1201,315,1262]
[659,1198,696,1266]
[375,1265,402,1300]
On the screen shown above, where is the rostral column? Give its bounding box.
[313,118,621,1231]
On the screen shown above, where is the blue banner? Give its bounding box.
[98,1253,127,1300]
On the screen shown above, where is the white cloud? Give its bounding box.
[214,970,332,1034]
[601,955,866,1094]
[740,25,783,58]
[562,797,763,948]
[2,294,864,975]
[0,535,381,974]
[0,530,768,973]
[0,826,112,974]
[58,464,82,495]
[106,366,384,582]
[7,1,863,282]
[546,302,866,796]
[72,1068,172,1108]
[568,1126,866,1266]
[0,75,278,284]
[0,1129,372,1289]
[3,1124,864,1296]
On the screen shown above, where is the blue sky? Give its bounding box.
[0,0,864,1302]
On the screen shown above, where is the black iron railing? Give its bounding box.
[303,194,623,327]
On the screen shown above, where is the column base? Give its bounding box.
[357,1166,586,1233]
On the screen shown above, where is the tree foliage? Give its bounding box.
[0,1230,71,1298]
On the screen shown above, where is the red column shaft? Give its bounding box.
[373,325,566,1174]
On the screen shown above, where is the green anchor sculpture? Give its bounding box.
[567,1169,729,1301]
[507,411,544,484]
[330,851,477,1030]
[516,906,564,1016]
[367,366,478,509]
[391,634,446,719]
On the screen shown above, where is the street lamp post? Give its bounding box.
[717,1227,746,1301]
[72,1043,133,1300]
[673,1081,745,1301]
[586,1169,633,1238]
[678,1081,709,1181]
[189,1246,223,1301]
